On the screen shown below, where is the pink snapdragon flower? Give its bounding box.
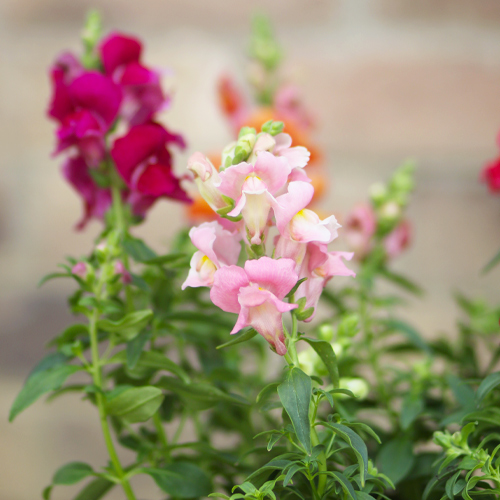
[182,221,241,289]
[384,220,411,259]
[210,257,298,355]
[111,122,189,211]
[62,155,112,229]
[274,85,314,132]
[218,151,291,245]
[343,204,377,260]
[296,244,355,322]
[187,153,225,212]
[99,32,169,126]
[114,260,132,284]
[274,181,340,269]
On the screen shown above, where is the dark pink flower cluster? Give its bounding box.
[48,32,188,229]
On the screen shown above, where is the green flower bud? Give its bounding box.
[339,377,369,400]
[81,10,102,69]
[318,323,334,342]
[369,182,388,206]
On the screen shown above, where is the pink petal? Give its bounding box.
[218,162,254,199]
[99,32,142,75]
[182,251,218,289]
[234,285,296,355]
[274,181,314,235]
[244,256,298,300]
[253,151,291,194]
[210,266,249,314]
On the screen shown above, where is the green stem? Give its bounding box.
[153,412,169,452]
[89,308,137,500]
[311,427,327,498]
[286,309,327,498]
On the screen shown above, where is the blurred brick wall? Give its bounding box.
[2,1,500,499]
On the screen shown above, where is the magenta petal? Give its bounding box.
[69,72,122,128]
[99,32,142,75]
[210,266,250,314]
[111,123,167,183]
[244,256,298,300]
[136,164,176,196]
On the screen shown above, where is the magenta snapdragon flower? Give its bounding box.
[99,33,169,126]
[111,122,189,210]
[210,257,298,356]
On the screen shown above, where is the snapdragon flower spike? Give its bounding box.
[187,153,225,211]
[218,151,291,245]
[296,244,355,322]
[210,257,298,355]
[99,32,169,126]
[182,221,241,289]
[111,122,189,211]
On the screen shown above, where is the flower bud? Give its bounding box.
[318,323,334,342]
[187,153,225,211]
[114,260,132,284]
[339,377,369,400]
[72,262,89,279]
[378,201,401,224]
[369,182,388,206]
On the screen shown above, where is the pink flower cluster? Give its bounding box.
[344,204,411,260]
[182,127,355,355]
[48,32,188,228]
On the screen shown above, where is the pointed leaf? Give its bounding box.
[278,367,312,454]
[217,328,258,349]
[376,437,414,486]
[98,310,153,342]
[301,337,339,388]
[9,364,81,421]
[53,462,94,485]
[105,386,164,423]
[73,477,114,500]
[476,372,500,405]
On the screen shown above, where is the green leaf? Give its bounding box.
[376,437,414,485]
[98,310,153,342]
[110,350,190,383]
[53,462,94,485]
[142,253,189,266]
[301,337,339,388]
[400,394,424,430]
[73,477,115,500]
[9,364,81,421]
[379,268,423,296]
[144,462,211,498]
[245,459,292,486]
[126,330,152,369]
[105,386,164,423]
[283,464,305,487]
[286,278,308,298]
[47,324,88,348]
[38,272,72,287]
[278,367,312,454]
[355,492,376,500]
[476,372,500,405]
[328,471,357,500]
[325,423,368,485]
[256,382,279,404]
[122,236,157,262]
[380,318,431,354]
[482,247,500,274]
[217,328,258,349]
[157,377,248,410]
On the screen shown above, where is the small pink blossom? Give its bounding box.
[384,220,411,259]
[182,221,241,289]
[273,133,310,170]
[187,153,225,211]
[344,204,377,260]
[71,261,88,279]
[210,257,298,355]
[218,152,291,244]
[274,85,314,132]
[296,244,355,322]
[114,260,132,284]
